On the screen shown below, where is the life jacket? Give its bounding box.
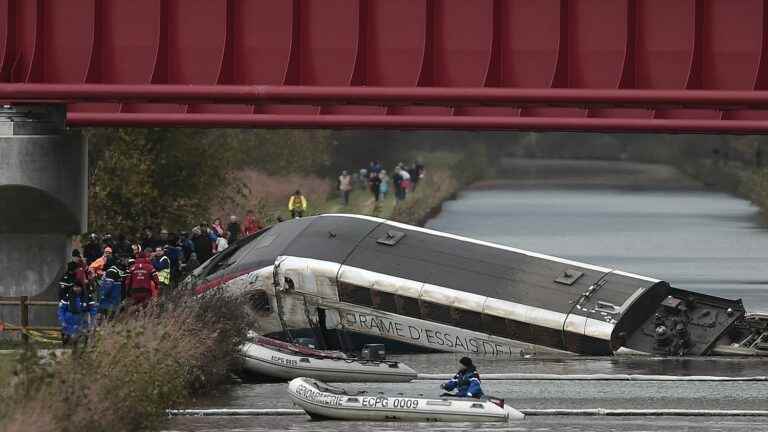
[290,195,305,210]
[156,256,171,285]
[444,367,484,398]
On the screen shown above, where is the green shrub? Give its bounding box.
[745,168,768,214]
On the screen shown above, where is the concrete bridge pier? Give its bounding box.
[0,105,87,306]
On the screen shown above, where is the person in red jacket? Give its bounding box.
[124,249,160,306]
[242,210,264,237]
[70,249,89,289]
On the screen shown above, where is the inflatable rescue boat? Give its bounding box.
[287,377,525,422]
[240,336,417,383]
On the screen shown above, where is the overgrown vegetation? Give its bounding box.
[0,291,252,432]
[0,352,15,387]
[85,128,337,235]
[84,127,495,235]
[745,168,768,212]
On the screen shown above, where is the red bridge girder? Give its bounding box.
[3,0,768,133]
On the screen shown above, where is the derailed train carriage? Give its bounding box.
[189,214,768,357]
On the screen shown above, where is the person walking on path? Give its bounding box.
[378,170,390,200]
[339,170,352,206]
[399,166,412,198]
[288,190,308,218]
[368,171,382,202]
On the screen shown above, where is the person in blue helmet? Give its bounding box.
[58,282,97,348]
[440,357,484,398]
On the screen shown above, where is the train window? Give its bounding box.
[482,314,508,337]
[338,282,373,307]
[370,290,398,313]
[395,295,421,319]
[420,300,453,325]
[451,308,484,332]
[482,315,536,343]
[532,324,565,349]
[509,319,548,346]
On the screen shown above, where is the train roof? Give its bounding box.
[194,214,660,316]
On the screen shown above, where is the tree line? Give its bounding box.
[84,128,336,236]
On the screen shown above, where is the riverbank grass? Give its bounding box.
[0,351,16,385]
[0,291,252,432]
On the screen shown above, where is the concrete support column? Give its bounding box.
[0,105,87,297]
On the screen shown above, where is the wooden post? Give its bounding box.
[20,296,29,344]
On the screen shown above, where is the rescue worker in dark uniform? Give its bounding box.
[58,262,78,301]
[97,268,123,321]
[58,282,97,347]
[440,357,484,398]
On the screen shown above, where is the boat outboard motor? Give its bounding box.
[361,344,387,361]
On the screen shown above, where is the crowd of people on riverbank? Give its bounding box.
[338,160,425,206]
[57,211,265,346]
[56,161,425,345]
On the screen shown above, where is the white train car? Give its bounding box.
[189,214,767,357]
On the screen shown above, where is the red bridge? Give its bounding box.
[3,0,768,133]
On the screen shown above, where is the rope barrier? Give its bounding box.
[166,408,768,417]
[416,373,768,382]
[1,322,62,343]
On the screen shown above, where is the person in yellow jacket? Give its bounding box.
[288,190,308,218]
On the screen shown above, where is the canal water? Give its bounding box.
[167,162,768,432]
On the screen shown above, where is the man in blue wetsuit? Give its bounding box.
[440,357,484,398]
